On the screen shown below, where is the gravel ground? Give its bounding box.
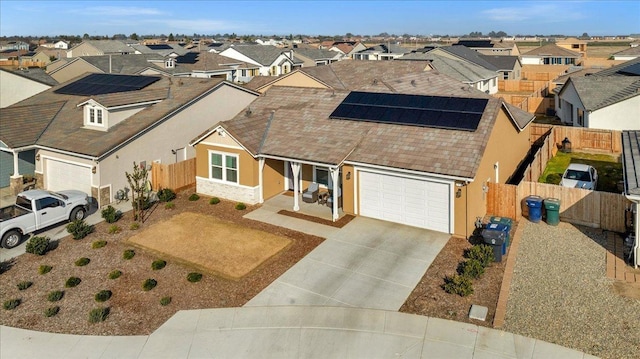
[503,221,640,359]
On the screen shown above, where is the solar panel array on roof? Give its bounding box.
[176,52,199,64]
[618,62,640,76]
[329,92,488,131]
[147,44,173,50]
[54,73,161,96]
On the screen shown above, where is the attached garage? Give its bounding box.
[358,170,452,233]
[45,158,92,195]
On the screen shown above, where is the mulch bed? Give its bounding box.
[277,210,355,228]
[0,188,324,336]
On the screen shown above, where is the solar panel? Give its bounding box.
[175,52,199,64]
[329,91,487,131]
[147,44,173,50]
[54,73,161,96]
[618,62,640,76]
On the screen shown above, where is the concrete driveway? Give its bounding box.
[245,217,450,310]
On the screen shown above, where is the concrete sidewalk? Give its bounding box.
[0,306,597,359]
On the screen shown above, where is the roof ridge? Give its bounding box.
[35,100,68,144]
[258,110,275,153]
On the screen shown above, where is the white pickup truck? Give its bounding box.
[0,190,90,249]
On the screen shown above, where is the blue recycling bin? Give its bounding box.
[489,216,513,246]
[525,195,544,223]
[485,223,509,251]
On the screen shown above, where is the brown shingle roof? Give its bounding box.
[1,74,229,157]
[220,85,516,179]
[0,101,66,148]
[86,88,168,108]
[523,44,580,57]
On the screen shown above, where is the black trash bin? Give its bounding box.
[482,228,506,262]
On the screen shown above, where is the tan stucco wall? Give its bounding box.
[341,164,355,214]
[50,61,100,83]
[0,71,51,108]
[263,159,285,200]
[195,144,258,187]
[453,107,531,237]
[258,72,328,93]
[67,43,101,58]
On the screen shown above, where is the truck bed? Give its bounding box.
[0,205,30,222]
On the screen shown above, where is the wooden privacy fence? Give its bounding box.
[487,182,631,233]
[0,60,46,68]
[522,128,557,182]
[151,158,196,191]
[530,124,622,153]
[496,79,554,114]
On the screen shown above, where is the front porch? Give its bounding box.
[265,191,345,222]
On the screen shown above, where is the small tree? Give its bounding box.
[125,162,150,222]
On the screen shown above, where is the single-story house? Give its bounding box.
[0,68,57,108]
[555,58,640,130]
[219,45,303,77]
[190,80,534,238]
[66,40,132,58]
[0,74,259,203]
[612,46,640,61]
[353,44,410,61]
[521,44,581,65]
[621,130,640,268]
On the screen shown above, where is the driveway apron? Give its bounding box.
[245,217,450,310]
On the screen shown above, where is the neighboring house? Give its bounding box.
[612,46,640,61]
[521,44,581,65]
[207,42,234,53]
[398,52,499,94]
[0,68,57,108]
[19,51,51,65]
[555,58,640,130]
[0,49,27,60]
[66,40,132,58]
[555,37,588,58]
[291,48,343,66]
[190,81,534,238]
[0,74,259,203]
[621,130,640,269]
[243,60,432,93]
[327,41,367,58]
[455,40,520,56]
[219,45,303,76]
[0,41,29,51]
[46,54,170,83]
[353,44,409,60]
[130,43,189,57]
[53,40,69,49]
[424,45,522,80]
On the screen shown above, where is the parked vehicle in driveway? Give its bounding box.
[560,163,598,190]
[0,190,89,249]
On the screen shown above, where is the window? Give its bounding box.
[210,152,238,184]
[36,197,62,210]
[89,108,103,125]
[503,71,509,80]
[577,108,584,126]
[315,167,329,186]
[241,69,247,77]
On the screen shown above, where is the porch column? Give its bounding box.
[12,151,19,176]
[291,162,301,211]
[258,158,265,203]
[330,167,340,221]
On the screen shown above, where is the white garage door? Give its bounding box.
[359,171,451,233]
[45,159,92,195]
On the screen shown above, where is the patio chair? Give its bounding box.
[326,187,342,208]
[302,182,319,203]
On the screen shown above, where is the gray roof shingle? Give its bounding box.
[522,44,580,57]
[1,68,58,86]
[567,76,640,111]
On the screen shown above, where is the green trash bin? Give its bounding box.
[544,198,561,226]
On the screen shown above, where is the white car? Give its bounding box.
[560,163,598,190]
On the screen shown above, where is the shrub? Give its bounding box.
[108,270,122,279]
[209,197,220,205]
[75,257,90,266]
[17,281,33,290]
[66,220,93,240]
[132,197,152,210]
[88,307,110,323]
[157,188,176,202]
[101,205,120,223]
[65,277,81,288]
[129,222,140,230]
[442,275,474,297]
[151,259,166,270]
[188,193,200,201]
[465,244,494,268]
[164,202,175,210]
[92,240,107,249]
[39,265,52,275]
[123,249,135,260]
[142,279,157,291]
[546,173,562,185]
[25,236,49,255]
[458,259,485,279]
[3,299,21,310]
[160,296,172,306]
[47,290,64,302]
[44,306,60,317]
[235,202,246,210]
[187,272,202,283]
[108,225,121,234]
[95,290,112,302]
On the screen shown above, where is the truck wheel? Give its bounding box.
[1,230,22,249]
[70,207,86,221]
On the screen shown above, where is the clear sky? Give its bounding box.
[1,0,639,37]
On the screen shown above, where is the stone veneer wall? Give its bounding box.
[196,177,259,204]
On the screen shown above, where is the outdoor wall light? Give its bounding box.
[35,154,40,161]
[92,166,97,174]
[346,171,351,180]
[456,188,462,198]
